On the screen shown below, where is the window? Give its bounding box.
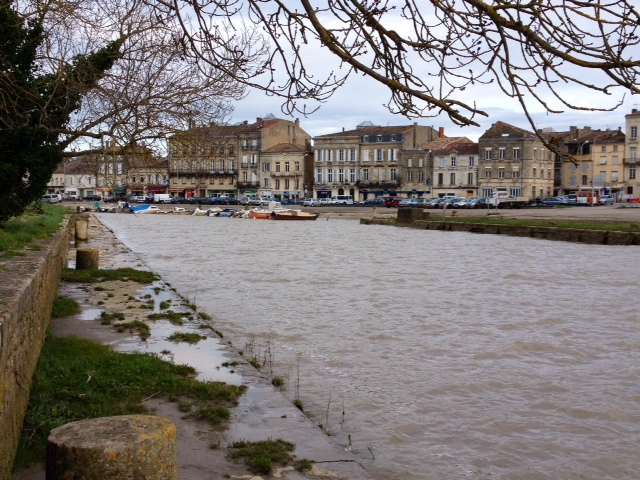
[581,175,588,186]
[467,172,473,185]
[533,168,536,178]
[389,149,396,161]
[613,156,619,165]
[533,148,537,160]
[390,169,397,181]
[601,145,606,152]
[485,149,493,160]
[451,156,457,167]
[327,150,332,162]
[469,156,475,167]
[339,149,345,162]
[262,162,270,172]
[376,149,383,161]
[485,169,491,178]
[407,171,413,182]
[376,135,382,142]
[407,158,413,168]
[438,173,444,185]
[251,139,258,149]
[285,162,290,172]
[599,157,607,165]
[275,162,281,172]
[611,171,619,182]
[510,187,522,197]
[419,158,424,167]
[317,150,323,162]
[316,169,323,183]
[498,168,505,178]
[263,177,270,187]
[419,171,424,182]
[295,161,300,172]
[350,149,356,162]
[499,149,505,160]
[327,169,334,183]
[363,150,370,162]
[631,126,638,139]
[613,145,618,152]
[513,169,520,178]
[242,172,248,182]
[284,179,290,189]
[338,168,345,183]
[631,147,637,162]
[362,168,370,181]
[450,172,456,185]
[513,148,520,159]
[630,166,636,180]
[439,157,445,168]
[350,169,356,183]
[275,179,280,189]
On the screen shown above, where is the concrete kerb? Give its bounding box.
[17,213,374,480]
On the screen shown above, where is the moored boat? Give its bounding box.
[270,210,319,221]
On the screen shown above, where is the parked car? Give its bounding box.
[599,194,615,205]
[303,198,321,207]
[363,198,385,206]
[452,198,471,208]
[465,197,489,209]
[438,197,461,208]
[425,198,441,208]
[318,198,334,206]
[399,198,428,208]
[170,196,188,204]
[384,196,403,208]
[129,195,147,203]
[82,194,102,202]
[541,196,569,206]
[41,194,62,204]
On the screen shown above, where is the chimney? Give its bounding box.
[438,127,445,138]
[633,109,638,114]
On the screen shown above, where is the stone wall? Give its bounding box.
[0,217,72,479]
[372,208,640,245]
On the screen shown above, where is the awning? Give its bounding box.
[114,187,126,194]
[146,186,167,192]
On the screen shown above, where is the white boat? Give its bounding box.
[249,201,294,219]
[130,204,160,214]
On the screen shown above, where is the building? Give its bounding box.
[167,115,312,199]
[428,138,477,198]
[312,122,441,200]
[562,128,626,198]
[478,121,554,200]
[624,109,640,200]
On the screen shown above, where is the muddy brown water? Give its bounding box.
[97,212,640,480]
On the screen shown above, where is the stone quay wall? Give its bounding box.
[0,217,73,479]
[362,208,640,246]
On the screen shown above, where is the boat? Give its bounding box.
[129,204,160,214]
[249,201,289,219]
[270,210,319,221]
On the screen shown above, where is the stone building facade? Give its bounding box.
[624,109,640,199]
[478,121,554,200]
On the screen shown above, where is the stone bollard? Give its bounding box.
[76,249,99,270]
[46,415,177,480]
[75,220,89,241]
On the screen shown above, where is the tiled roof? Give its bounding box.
[261,143,307,153]
[315,124,421,138]
[421,136,472,152]
[176,118,284,137]
[565,129,625,145]
[480,121,537,140]
[435,142,479,155]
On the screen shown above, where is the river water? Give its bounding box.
[98,214,640,480]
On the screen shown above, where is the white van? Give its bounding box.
[153,193,173,203]
[330,195,353,205]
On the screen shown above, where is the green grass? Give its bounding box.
[167,332,207,344]
[0,205,66,258]
[51,296,81,318]
[116,320,151,339]
[227,439,296,474]
[147,310,189,325]
[15,335,246,470]
[425,215,640,232]
[61,267,159,284]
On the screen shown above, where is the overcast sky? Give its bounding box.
[229,75,636,143]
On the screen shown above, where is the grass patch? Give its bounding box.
[0,204,66,257]
[61,267,159,284]
[98,311,125,324]
[434,215,640,232]
[227,439,296,475]
[159,300,171,310]
[147,310,188,325]
[116,320,151,339]
[247,356,261,370]
[15,335,246,470]
[51,296,81,318]
[292,399,304,412]
[198,312,212,321]
[167,332,207,344]
[271,377,285,388]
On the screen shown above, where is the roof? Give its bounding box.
[479,121,537,140]
[315,124,423,138]
[434,141,479,155]
[421,136,472,152]
[173,117,286,138]
[261,143,307,154]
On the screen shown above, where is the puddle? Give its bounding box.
[79,308,104,321]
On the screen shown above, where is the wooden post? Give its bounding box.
[76,249,99,270]
[46,415,177,480]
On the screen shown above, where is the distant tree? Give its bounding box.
[167,0,639,130]
[0,0,122,221]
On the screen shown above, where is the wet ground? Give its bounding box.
[14,214,374,480]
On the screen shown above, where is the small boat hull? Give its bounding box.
[270,211,319,221]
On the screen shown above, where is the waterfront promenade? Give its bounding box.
[13,213,374,480]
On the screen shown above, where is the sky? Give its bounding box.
[229,74,637,143]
